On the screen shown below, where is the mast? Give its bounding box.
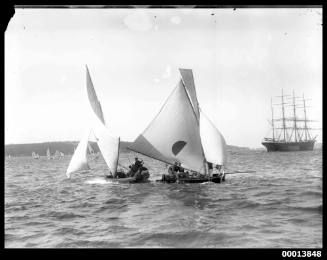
[303,93,308,141]
[281,89,287,141]
[292,90,298,142]
[271,98,275,141]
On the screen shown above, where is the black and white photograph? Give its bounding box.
[4,5,322,249]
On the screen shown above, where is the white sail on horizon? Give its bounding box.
[46,148,51,159]
[130,79,206,174]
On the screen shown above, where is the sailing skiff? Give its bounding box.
[65,66,149,183]
[129,68,227,184]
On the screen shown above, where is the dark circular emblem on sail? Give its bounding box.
[172,141,187,156]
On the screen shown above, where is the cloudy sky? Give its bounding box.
[5,7,322,148]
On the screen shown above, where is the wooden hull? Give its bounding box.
[262,140,315,152]
[157,175,225,184]
[105,170,150,183]
[105,176,150,183]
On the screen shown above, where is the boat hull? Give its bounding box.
[105,176,150,183]
[105,170,150,183]
[157,174,225,184]
[262,140,315,152]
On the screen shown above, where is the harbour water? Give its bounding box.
[5,148,322,248]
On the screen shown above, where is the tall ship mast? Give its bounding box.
[262,89,318,152]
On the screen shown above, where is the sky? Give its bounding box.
[5,7,322,148]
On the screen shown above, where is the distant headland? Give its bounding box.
[4,141,322,157]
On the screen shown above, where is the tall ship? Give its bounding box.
[262,90,318,152]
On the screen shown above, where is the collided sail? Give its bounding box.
[86,66,120,176]
[66,130,91,178]
[92,120,120,176]
[130,79,206,174]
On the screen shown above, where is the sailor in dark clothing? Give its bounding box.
[208,162,213,176]
[176,162,187,178]
[172,162,180,173]
[127,157,144,177]
[178,162,184,172]
[134,157,143,168]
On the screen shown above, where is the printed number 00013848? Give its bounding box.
[282,251,321,257]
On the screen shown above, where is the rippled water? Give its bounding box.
[5,149,322,248]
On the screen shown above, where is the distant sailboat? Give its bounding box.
[60,152,64,158]
[129,68,226,183]
[46,148,52,159]
[32,151,40,159]
[87,142,98,160]
[54,150,61,159]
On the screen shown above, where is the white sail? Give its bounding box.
[179,68,227,166]
[130,80,206,174]
[88,142,95,155]
[46,148,51,158]
[92,122,120,176]
[200,110,227,166]
[66,130,91,178]
[86,65,106,125]
[179,68,200,121]
[86,66,120,176]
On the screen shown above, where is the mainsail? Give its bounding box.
[66,130,91,178]
[199,109,226,166]
[92,121,120,176]
[130,68,227,174]
[86,65,106,125]
[129,79,206,174]
[86,66,120,176]
[179,68,200,121]
[180,69,226,167]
